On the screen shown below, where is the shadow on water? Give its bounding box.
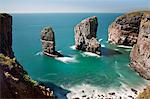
[38,81,70,99]
[101,47,122,56]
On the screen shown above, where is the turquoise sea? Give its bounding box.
[12,13,146,92]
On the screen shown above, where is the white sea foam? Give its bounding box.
[55,56,78,63]
[101,44,106,47]
[69,45,76,50]
[98,38,103,42]
[117,45,133,49]
[66,83,147,99]
[35,51,43,56]
[81,52,100,57]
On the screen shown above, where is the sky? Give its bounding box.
[0,0,149,13]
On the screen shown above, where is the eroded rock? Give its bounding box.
[130,12,150,80]
[41,26,63,57]
[108,12,143,46]
[74,16,101,55]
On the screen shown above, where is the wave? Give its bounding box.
[117,45,133,49]
[35,51,43,56]
[81,52,100,57]
[101,44,106,47]
[98,38,103,42]
[69,45,76,50]
[55,56,78,63]
[66,83,144,99]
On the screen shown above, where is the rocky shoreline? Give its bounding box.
[0,11,150,98]
[67,83,150,99]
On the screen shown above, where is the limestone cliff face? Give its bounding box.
[41,27,63,57]
[0,13,55,98]
[108,12,143,46]
[0,14,14,58]
[130,13,150,80]
[74,16,101,55]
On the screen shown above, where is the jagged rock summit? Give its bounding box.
[74,16,101,55]
[41,26,63,57]
[130,12,150,80]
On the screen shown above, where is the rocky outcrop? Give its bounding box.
[108,12,144,46]
[0,54,55,98]
[138,86,150,99]
[0,13,14,58]
[130,12,150,80]
[74,16,101,55]
[0,13,55,98]
[41,27,63,57]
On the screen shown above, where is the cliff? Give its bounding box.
[0,13,55,98]
[130,12,150,80]
[0,13,14,58]
[74,16,101,55]
[108,12,144,46]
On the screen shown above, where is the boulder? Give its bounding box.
[41,26,63,57]
[130,12,150,80]
[108,12,143,46]
[74,16,101,55]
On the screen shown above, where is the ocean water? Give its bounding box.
[12,13,146,91]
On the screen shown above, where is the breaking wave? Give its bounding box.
[55,56,78,63]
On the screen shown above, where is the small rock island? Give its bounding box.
[74,16,101,55]
[41,26,63,57]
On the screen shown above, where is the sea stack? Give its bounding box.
[108,12,143,46]
[41,26,63,57]
[130,13,150,80]
[0,13,14,58]
[74,16,101,55]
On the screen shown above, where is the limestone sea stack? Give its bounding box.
[108,12,143,46]
[130,13,150,80]
[41,26,63,57]
[74,16,101,55]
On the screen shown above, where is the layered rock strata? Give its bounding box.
[74,16,101,55]
[0,13,55,98]
[41,27,63,57]
[108,12,143,46]
[130,12,150,80]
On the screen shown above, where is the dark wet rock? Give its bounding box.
[41,26,63,57]
[108,12,144,46]
[74,16,101,55]
[128,95,134,99]
[82,90,84,93]
[131,88,138,94]
[108,92,115,95]
[82,95,86,97]
[130,12,150,80]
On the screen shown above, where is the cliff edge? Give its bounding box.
[0,13,55,98]
[130,12,150,80]
[108,12,145,46]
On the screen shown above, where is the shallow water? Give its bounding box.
[12,13,146,91]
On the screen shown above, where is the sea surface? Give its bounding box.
[12,13,146,92]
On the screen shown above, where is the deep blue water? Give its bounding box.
[12,13,146,90]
